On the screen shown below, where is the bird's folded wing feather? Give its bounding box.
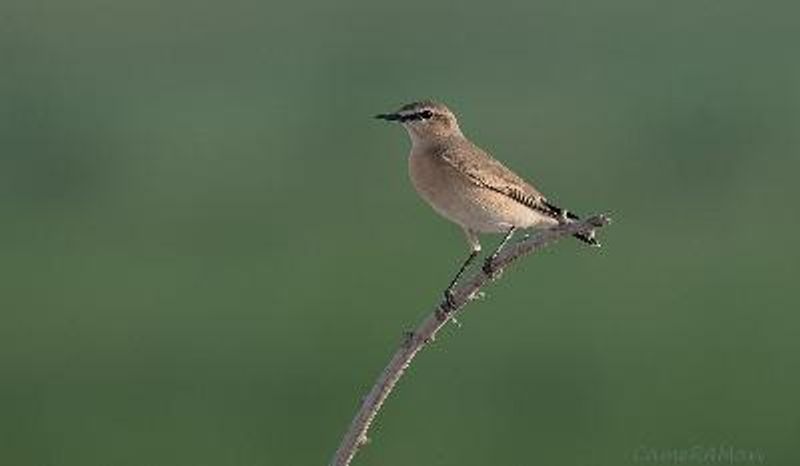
[436,142,563,219]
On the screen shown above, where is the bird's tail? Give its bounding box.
[573,230,600,247]
[541,200,601,248]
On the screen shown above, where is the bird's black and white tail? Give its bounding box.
[573,230,600,247]
[541,200,601,247]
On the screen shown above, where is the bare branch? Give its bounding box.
[329,214,612,466]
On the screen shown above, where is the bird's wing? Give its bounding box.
[435,141,564,220]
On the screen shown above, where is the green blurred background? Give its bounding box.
[2,0,798,465]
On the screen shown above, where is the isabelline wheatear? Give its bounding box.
[376,100,599,309]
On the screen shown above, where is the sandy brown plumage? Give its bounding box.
[377,99,599,309]
[378,100,598,251]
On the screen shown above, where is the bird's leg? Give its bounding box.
[482,227,516,278]
[441,249,479,312]
[439,229,482,315]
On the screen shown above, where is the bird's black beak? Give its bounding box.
[375,113,401,121]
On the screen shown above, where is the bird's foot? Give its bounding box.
[482,255,503,279]
[440,288,457,314]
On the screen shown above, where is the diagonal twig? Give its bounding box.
[329,214,612,466]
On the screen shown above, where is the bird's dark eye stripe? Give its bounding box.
[400,110,434,122]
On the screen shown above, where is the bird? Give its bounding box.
[376,100,598,310]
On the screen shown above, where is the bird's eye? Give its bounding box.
[420,110,433,119]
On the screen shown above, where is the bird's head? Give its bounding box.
[376,100,462,143]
